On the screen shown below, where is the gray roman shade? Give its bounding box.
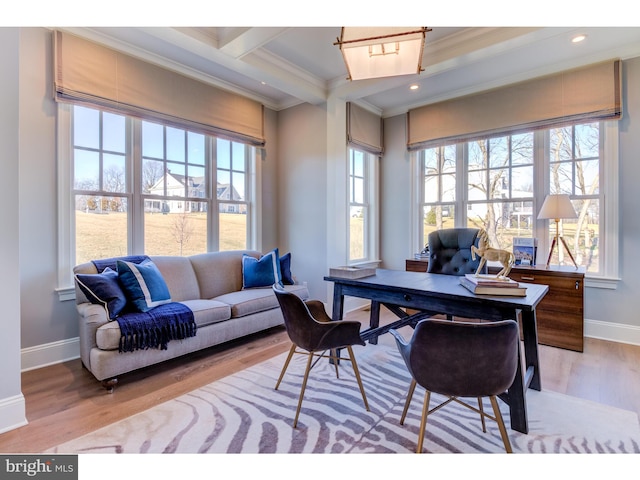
[347,102,384,155]
[53,30,265,146]
[407,59,621,150]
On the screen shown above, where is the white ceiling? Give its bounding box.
[66,26,640,117]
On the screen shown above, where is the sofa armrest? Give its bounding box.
[76,303,110,370]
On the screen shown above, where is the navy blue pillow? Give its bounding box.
[279,252,294,285]
[117,259,172,312]
[242,249,282,289]
[75,267,127,320]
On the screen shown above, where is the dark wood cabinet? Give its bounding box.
[405,259,585,352]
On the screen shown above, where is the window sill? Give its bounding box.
[585,275,620,290]
[56,286,76,302]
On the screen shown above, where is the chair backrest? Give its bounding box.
[427,228,486,275]
[273,285,323,351]
[407,319,519,398]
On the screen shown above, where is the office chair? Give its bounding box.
[272,284,370,428]
[390,318,519,453]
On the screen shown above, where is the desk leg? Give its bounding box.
[331,284,344,321]
[368,301,381,345]
[521,309,542,391]
[506,319,528,434]
[331,285,345,365]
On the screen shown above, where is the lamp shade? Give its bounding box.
[537,194,578,221]
[335,27,428,81]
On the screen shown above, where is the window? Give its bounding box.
[348,147,379,264]
[416,121,616,278]
[65,104,257,268]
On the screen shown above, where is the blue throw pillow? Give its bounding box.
[279,252,294,285]
[242,249,282,289]
[117,259,172,312]
[75,267,127,320]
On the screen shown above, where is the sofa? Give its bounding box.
[73,249,309,391]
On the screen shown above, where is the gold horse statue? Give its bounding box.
[471,229,515,279]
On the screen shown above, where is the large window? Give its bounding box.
[417,121,615,277]
[348,147,379,264]
[69,104,256,266]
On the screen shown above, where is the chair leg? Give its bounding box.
[416,390,431,453]
[347,346,369,411]
[400,378,417,425]
[330,348,340,379]
[293,352,315,428]
[478,397,487,432]
[275,344,297,390]
[490,395,513,453]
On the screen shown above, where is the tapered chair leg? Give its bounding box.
[490,395,513,453]
[293,353,315,428]
[416,390,431,453]
[478,397,487,432]
[347,346,369,411]
[400,379,417,425]
[275,344,297,390]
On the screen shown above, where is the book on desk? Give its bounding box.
[459,274,527,296]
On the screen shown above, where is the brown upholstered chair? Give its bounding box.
[273,284,370,428]
[390,318,519,453]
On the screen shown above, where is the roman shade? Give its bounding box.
[53,30,265,146]
[407,60,621,150]
[347,102,384,155]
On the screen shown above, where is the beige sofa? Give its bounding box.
[73,250,309,391]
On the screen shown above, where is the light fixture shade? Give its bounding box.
[537,194,578,220]
[336,27,427,81]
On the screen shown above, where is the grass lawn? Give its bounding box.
[76,211,246,264]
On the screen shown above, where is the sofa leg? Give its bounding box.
[101,378,118,393]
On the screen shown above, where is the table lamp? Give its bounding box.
[537,194,578,268]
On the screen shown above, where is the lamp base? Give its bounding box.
[545,235,578,269]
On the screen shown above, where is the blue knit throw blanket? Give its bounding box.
[116,302,197,353]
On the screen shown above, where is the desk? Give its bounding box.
[324,268,549,434]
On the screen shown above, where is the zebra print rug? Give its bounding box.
[50,344,640,454]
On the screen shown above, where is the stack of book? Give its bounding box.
[459,274,527,296]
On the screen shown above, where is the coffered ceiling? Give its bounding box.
[65,26,640,117]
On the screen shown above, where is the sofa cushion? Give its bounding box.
[74,267,127,319]
[150,256,201,302]
[179,299,232,328]
[242,248,282,289]
[214,284,309,318]
[190,251,259,299]
[95,299,232,350]
[279,252,294,285]
[117,259,172,312]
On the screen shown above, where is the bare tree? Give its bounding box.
[172,212,194,256]
[143,159,165,193]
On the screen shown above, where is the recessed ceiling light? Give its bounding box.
[572,34,587,44]
[409,84,420,91]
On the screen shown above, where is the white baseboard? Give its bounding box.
[584,318,640,346]
[0,394,27,434]
[16,318,639,373]
[21,337,80,372]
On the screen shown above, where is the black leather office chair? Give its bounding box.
[390,318,519,453]
[426,228,487,320]
[427,227,487,276]
[272,284,370,428]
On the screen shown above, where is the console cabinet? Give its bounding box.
[405,259,585,352]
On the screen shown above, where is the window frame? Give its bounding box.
[348,146,380,266]
[57,103,260,300]
[412,121,619,288]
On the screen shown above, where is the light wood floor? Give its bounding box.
[1,309,640,453]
